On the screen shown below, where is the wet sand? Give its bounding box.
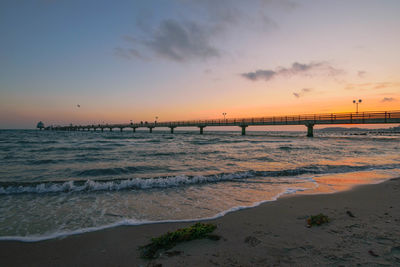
[1,178,399,266]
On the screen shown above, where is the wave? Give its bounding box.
[103,135,142,140]
[29,146,114,153]
[0,187,307,242]
[74,165,172,176]
[26,159,61,165]
[137,151,189,157]
[14,140,58,145]
[0,163,398,195]
[0,172,252,195]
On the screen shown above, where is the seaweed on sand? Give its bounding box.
[307,213,330,227]
[139,223,218,259]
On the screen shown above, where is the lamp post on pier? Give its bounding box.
[222,112,227,123]
[353,99,362,113]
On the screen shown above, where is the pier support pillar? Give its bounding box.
[199,126,205,134]
[306,123,314,137]
[169,127,176,134]
[120,128,123,132]
[101,128,104,132]
[109,128,112,132]
[240,125,248,135]
[132,127,136,133]
[149,127,154,133]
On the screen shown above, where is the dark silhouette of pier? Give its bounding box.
[46,110,400,137]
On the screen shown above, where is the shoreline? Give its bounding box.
[1,178,399,266]
[0,170,392,243]
[0,184,303,243]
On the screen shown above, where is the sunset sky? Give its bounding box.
[1,0,400,128]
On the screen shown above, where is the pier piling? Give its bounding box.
[240,125,248,135]
[199,126,205,134]
[306,123,314,137]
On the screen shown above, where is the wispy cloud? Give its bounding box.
[293,88,313,98]
[381,97,397,102]
[241,62,344,81]
[145,19,219,62]
[344,82,399,90]
[357,70,366,78]
[115,0,296,63]
[116,19,219,62]
[114,47,147,60]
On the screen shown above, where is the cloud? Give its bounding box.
[381,97,396,102]
[116,19,220,62]
[113,47,146,60]
[241,62,344,81]
[260,0,300,10]
[293,88,313,98]
[357,70,366,78]
[186,0,285,30]
[344,82,399,90]
[145,19,219,62]
[241,70,276,81]
[115,0,296,62]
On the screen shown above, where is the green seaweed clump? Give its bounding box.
[139,223,217,259]
[307,213,329,227]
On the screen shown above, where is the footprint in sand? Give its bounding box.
[244,236,261,247]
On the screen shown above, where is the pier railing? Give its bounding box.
[51,110,400,136]
[148,110,399,127]
[101,110,400,128]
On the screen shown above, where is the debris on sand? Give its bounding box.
[139,223,217,259]
[307,213,330,227]
[244,236,261,247]
[346,211,355,217]
[368,250,379,257]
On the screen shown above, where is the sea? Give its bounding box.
[0,129,399,241]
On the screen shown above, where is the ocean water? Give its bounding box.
[0,129,399,241]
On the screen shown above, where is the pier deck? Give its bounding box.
[49,110,400,137]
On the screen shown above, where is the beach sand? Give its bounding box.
[1,178,399,266]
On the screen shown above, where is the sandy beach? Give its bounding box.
[1,178,399,267]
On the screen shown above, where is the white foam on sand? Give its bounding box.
[0,186,308,242]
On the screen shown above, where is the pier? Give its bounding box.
[48,110,400,137]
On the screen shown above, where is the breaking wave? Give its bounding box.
[0,163,398,195]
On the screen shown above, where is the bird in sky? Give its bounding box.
[77,104,80,108]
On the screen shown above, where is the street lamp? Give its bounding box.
[155,116,158,123]
[222,112,227,122]
[353,99,362,113]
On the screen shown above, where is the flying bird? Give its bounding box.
[77,104,81,108]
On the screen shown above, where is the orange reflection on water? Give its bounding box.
[317,156,399,167]
[296,170,394,195]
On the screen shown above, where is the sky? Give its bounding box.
[1,0,400,129]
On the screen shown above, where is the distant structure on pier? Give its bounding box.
[36,121,44,130]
